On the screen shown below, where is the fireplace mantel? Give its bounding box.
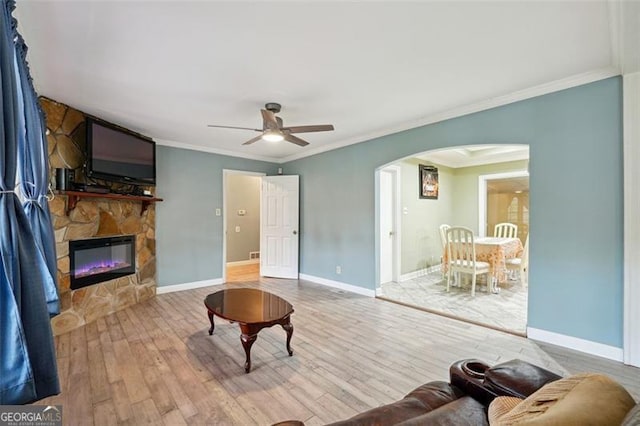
[56,190,163,215]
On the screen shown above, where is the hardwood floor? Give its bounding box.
[38,277,640,425]
[226,262,259,283]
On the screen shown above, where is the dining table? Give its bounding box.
[443,236,524,293]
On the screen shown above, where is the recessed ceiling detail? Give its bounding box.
[417,145,529,169]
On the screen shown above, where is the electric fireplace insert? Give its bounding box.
[69,235,136,290]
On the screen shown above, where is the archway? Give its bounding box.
[375,144,529,335]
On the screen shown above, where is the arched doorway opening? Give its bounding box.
[375,144,529,335]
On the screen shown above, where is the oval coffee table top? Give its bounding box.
[204,287,294,324]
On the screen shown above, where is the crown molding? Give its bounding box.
[155,67,620,165]
[280,67,620,164]
[153,138,281,163]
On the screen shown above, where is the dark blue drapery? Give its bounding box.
[0,0,60,404]
[14,31,59,316]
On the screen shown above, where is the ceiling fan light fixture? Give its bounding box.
[208,103,334,146]
[262,130,284,142]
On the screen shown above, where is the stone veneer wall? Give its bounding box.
[42,97,157,335]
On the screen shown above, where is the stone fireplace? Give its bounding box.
[43,97,157,335]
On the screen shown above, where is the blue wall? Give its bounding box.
[153,78,623,348]
[284,77,623,348]
[155,146,277,286]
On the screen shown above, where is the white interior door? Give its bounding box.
[261,175,299,279]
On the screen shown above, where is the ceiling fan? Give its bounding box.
[207,102,334,147]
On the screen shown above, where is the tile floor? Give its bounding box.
[379,268,528,334]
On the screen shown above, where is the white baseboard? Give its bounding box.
[299,274,376,297]
[399,265,441,282]
[226,259,260,266]
[156,278,224,294]
[527,327,624,362]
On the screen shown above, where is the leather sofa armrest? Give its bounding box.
[483,359,562,399]
[450,359,498,406]
[326,381,465,426]
[450,359,563,406]
[394,396,489,426]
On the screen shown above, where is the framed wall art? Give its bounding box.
[419,165,438,199]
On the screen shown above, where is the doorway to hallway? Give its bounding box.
[223,170,263,283]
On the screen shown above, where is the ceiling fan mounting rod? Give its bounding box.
[265,102,281,113]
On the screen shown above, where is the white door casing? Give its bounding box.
[380,169,394,283]
[261,175,300,279]
[478,170,529,237]
[380,170,393,283]
[623,72,640,367]
[222,169,265,283]
[378,166,401,286]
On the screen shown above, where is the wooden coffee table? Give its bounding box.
[204,287,294,373]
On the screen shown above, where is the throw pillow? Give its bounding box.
[488,397,524,423]
[488,373,636,425]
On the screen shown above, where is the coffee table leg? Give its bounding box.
[240,333,257,373]
[282,320,294,356]
[207,310,215,335]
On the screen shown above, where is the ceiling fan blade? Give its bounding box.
[282,124,334,134]
[242,135,264,145]
[284,133,309,147]
[208,124,261,132]
[261,109,280,130]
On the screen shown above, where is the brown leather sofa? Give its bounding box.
[274,358,640,426]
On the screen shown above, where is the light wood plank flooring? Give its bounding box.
[38,277,640,425]
[226,262,259,283]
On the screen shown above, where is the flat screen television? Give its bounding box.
[86,117,156,186]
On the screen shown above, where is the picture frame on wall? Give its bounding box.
[419,165,438,199]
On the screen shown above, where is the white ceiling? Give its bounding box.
[487,176,530,194]
[14,1,626,163]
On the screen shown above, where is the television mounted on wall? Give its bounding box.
[86,117,156,186]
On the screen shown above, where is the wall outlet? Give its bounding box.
[235,226,241,233]
[336,265,342,274]
[215,208,221,216]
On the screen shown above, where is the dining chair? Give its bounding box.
[439,224,451,252]
[446,226,490,297]
[438,224,451,278]
[494,222,518,238]
[506,234,529,287]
